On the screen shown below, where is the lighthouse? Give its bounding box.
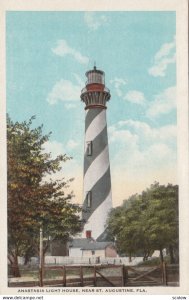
[80,66,112,240]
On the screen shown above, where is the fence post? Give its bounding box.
[121,265,124,286]
[123,266,128,286]
[80,266,84,287]
[162,262,167,286]
[39,227,44,287]
[63,266,66,287]
[160,263,164,284]
[94,266,97,287]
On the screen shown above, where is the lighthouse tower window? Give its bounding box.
[86,191,92,207]
[86,141,92,156]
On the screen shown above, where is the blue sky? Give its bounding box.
[6,11,177,206]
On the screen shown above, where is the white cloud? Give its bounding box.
[110,119,177,206]
[110,77,128,97]
[43,140,65,159]
[84,12,108,31]
[43,139,80,159]
[117,119,176,145]
[47,79,81,105]
[43,139,79,173]
[146,86,176,118]
[155,39,175,60]
[73,73,85,86]
[109,125,138,146]
[124,90,146,105]
[67,139,79,150]
[148,37,176,77]
[148,55,176,77]
[42,140,83,204]
[52,39,89,64]
[109,119,177,175]
[64,103,77,110]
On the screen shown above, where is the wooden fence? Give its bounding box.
[8,263,179,287]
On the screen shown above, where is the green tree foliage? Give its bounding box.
[107,183,178,263]
[7,116,82,276]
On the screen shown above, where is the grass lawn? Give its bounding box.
[10,265,95,280]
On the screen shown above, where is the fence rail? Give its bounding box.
[17,256,145,266]
[8,263,179,287]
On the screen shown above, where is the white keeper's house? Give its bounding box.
[68,238,117,258]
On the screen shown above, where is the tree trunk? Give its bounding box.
[143,251,149,261]
[129,253,132,262]
[10,255,21,277]
[24,249,31,265]
[24,245,36,265]
[159,248,164,263]
[169,245,175,264]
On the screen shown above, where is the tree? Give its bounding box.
[7,116,82,277]
[107,194,153,261]
[142,183,179,263]
[107,183,179,263]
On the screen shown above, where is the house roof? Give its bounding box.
[69,238,116,251]
[68,238,94,248]
[81,241,114,251]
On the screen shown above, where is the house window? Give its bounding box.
[91,250,95,255]
[86,141,92,156]
[86,191,92,208]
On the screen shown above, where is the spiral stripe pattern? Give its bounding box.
[82,107,112,239]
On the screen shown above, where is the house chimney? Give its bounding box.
[86,230,92,239]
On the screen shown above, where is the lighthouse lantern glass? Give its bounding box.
[86,71,105,85]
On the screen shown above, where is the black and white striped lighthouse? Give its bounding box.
[80,66,112,240]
